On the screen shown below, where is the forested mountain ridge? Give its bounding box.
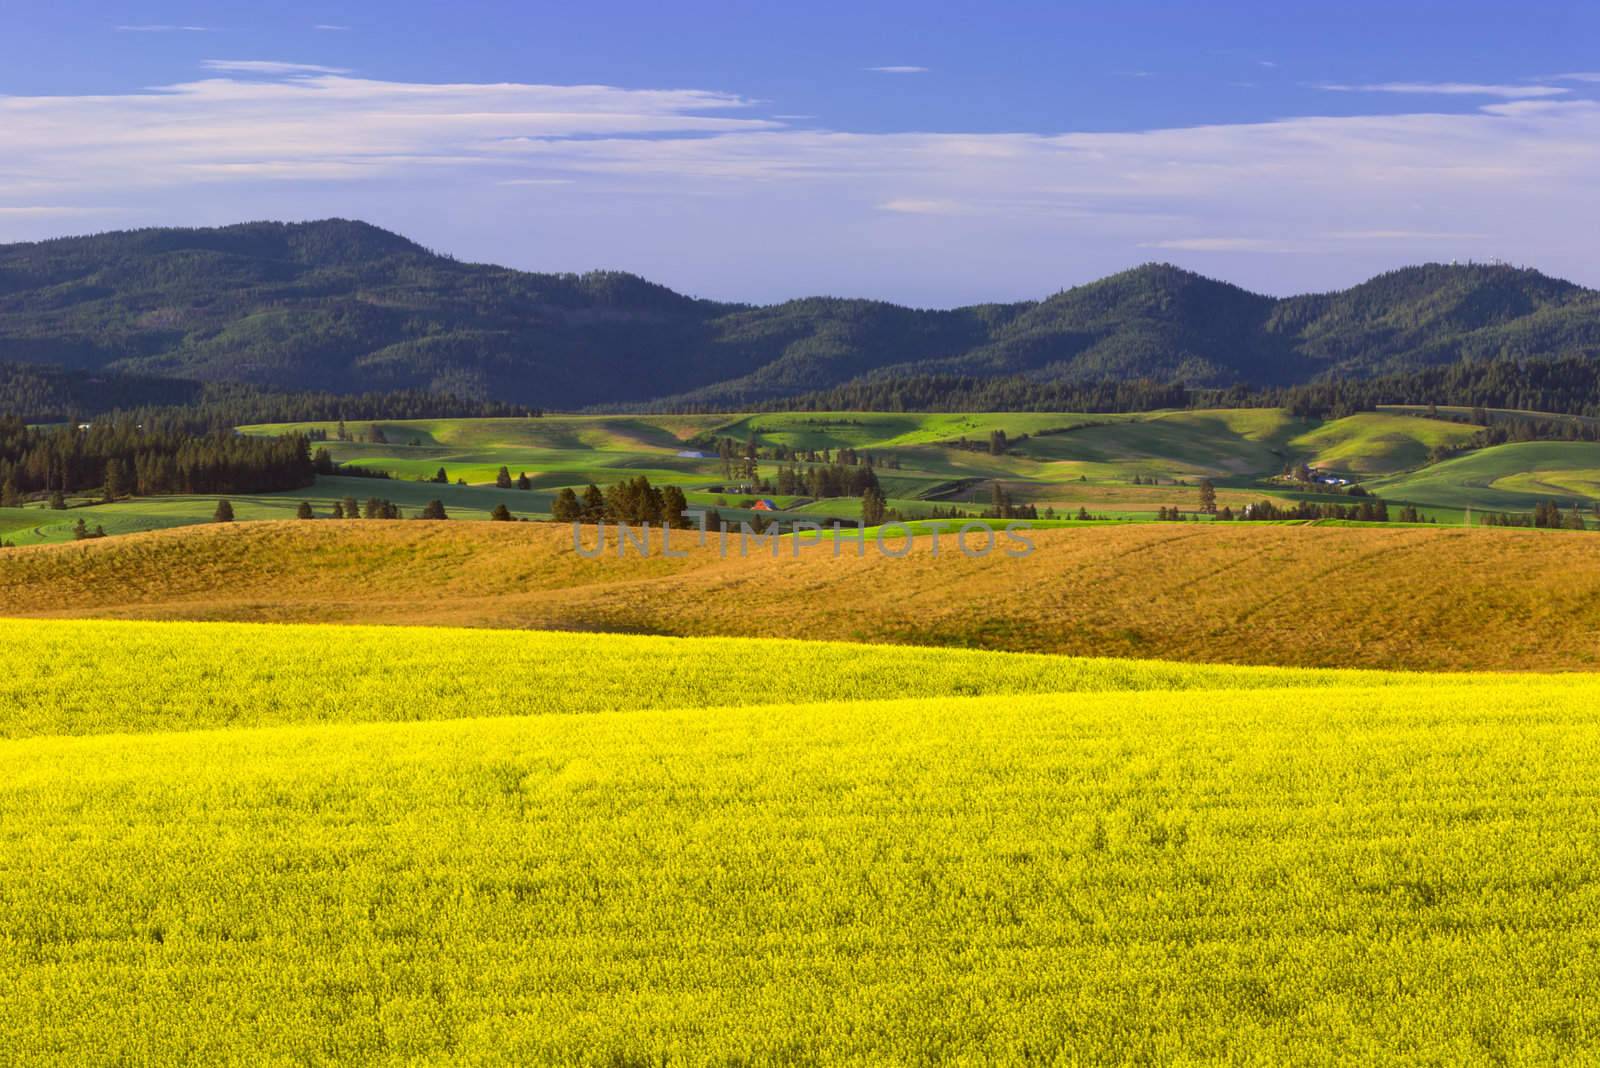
[3,219,1600,409]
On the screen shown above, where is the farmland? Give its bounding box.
[8,405,1599,545]
[7,520,1600,670]
[8,405,1600,1064]
[4,618,1600,1063]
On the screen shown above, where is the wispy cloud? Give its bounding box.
[5,64,1600,299]
[115,24,213,32]
[1314,81,1568,99]
[201,60,352,76]
[313,24,350,32]
[879,198,966,215]
[1552,72,1600,83]
[866,66,928,74]
[0,70,777,195]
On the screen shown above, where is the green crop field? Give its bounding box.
[215,408,1482,530]
[1287,411,1484,476]
[4,618,1600,1063]
[9,406,1597,548]
[0,476,554,545]
[1368,441,1600,513]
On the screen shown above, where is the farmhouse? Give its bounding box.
[751,499,777,511]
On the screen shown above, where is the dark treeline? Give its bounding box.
[659,376,1194,415]
[1481,501,1592,529]
[644,357,1600,420]
[551,476,694,529]
[1229,499,1393,522]
[697,434,896,477]
[0,418,313,501]
[0,362,540,428]
[772,462,879,499]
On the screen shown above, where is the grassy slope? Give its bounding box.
[8,520,1600,670]
[0,476,552,545]
[1287,411,1484,476]
[244,408,1490,499]
[7,410,1577,546]
[5,619,1600,1062]
[1368,441,1600,511]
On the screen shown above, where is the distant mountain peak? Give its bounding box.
[2,219,1599,407]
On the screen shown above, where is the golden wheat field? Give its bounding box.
[5,519,1600,669]
[3,619,1600,1063]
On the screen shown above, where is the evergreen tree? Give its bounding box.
[516,472,531,490]
[71,517,89,540]
[48,490,66,510]
[103,458,128,501]
[581,483,605,521]
[1197,478,1217,515]
[496,466,513,489]
[420,499,447,520]
[213,499,234,522]
[341,496,359,518]
[363,496,384,519]
[295,500,315,519]
[433,467,449,484]
[861,485,887,526]
[551,487,582,522]
[331,501,345,519]
[490,503,513,522]
[661,484,690,529]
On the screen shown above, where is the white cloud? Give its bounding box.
[0,72,777,196]
[1314,81,1568,99]
[879,198,966,215]
[1552,72,1600,83]
[115,24,212,32]
[202,60,352,76]
[5,65,1600,299]
[866,66,928,74]
[313,24,351,32]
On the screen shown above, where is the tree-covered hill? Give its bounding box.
[3,219,1600,408]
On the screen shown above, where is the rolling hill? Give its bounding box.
[9,618,1600,1061]
[5,220,1600,407]
[7,519,1600,670]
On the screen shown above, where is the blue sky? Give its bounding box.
[4,0,1600,305]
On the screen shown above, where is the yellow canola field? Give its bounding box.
[0,618,1489,739]
[2,620,1599,1063]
